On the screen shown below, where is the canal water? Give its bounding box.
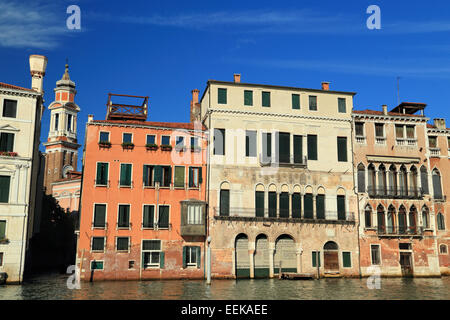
[0,273,449,300]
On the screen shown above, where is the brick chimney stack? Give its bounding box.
[321,81,330,91]
[433,118,446,130]
[234,74,241,83]
[382,105,388,115]
[190,89,200,123]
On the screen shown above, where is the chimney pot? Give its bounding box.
[29,54,48,93]
[88,114,94,123]
[382,105,388,115]
[321,81,330,91]
[191,89,200,104]
[433,118,446,130]
[234,74,241,83]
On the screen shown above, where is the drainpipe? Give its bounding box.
[350,116,363,278]
[207,236,211,285]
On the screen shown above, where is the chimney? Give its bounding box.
[433,118,446,130]
[382,105,388,115]
[88,114,94,123]
[29,54,48,93]
[321,81,330,91]
[190,89,200,123]
[234,74,241,83]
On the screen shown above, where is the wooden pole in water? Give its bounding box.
[316,251,320,279]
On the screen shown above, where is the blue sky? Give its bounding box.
[1,0,450,167]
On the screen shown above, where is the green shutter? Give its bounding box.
[337,196,346,220]
[0,176,10,203]
[6,133,14,152]
[293,135,303,164]
[292,94,300,109]
[268,192,277,217]
[279,192,289,218]
[159,206,169,228]
[338,98,346,113]
[312,251,321,267]
[279,133,290,163]
[0,221,6,239]
[262,133,272,163]
[94,204,106,227]
[167,166,172,186]
[174,166,185,188]
[188,167,193,187]
[196,247,201,268]
[292,193,301,218]
[154,166,162,184]
[262,91,270,107]
[304,194,313,219]
[244,90,253,106]
[218,88,227,104]
[143,205,154,228]
[309,96,317,110]
[307,135,317,160]
[160,252,165,268]
[220,190,230,216]
[343,252,351,268]
[337,137,347,162]
[255,191,264,217]
[120,164,126,185]
[198,167,202,184]
[143,165,148,186]
[182,247,187,268]
[316,195,325,219]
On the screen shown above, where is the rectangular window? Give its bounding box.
[122,133,132,143]
[187,205,202,224]
[158,205,169,229]
[218,88,227,104]
[143,205,154,228]
[143,165,154,187]
[292,193,301,218]
[93,204,106,228]
[292,94,300,110]
[429,136,437,148]
[395,125,404,138]
[337,195,346,220]
[183,246,200,268]
[255,191,264,217]
[0,220,6,240]
[309,96,317,111]
[371,245,381,265]
[262,91,271,107]
[146,135,156,145]
[338,98,346,113]
[337,137,348,162]
[161,135,170,146]
[293,135,303,164]
[244,90,253,106]
[96,163,108,185]
[312,251,321,267]
[220,189,230,216]
[190,137,198,148]
[262,132,272,163]
[279,192,289,218]
[67,114,73,131]
[116,237,129,251]
[375,124,384,138]
[213,129,225,155]
[268,191,277,218]
[245,130,257,157]
[91,261,104,270]
[0,252,3,266]
[316,194,325,219]
[2,99,17,118]
[399,243,412,250]
[54,114,59,130]
[406,126,415,139]
[0,133,14,152]
[118,205,130,228]
[278,132,290,164]
[91,237,105,251]
[0,176,10,203]
[307,135,317,161]
[188,167,201,188]
[99,132,109,143]
[342,252,352,268]
[355,122,364,136]
[161,166,171,187]
[120,164,132,186]
[142,240,162,268]
[304,194,313,219]
[174,166,185,188]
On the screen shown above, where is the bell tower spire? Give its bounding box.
[43,61,81,194]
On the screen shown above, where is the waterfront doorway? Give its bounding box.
[274,235,296,274]
[254,234,270,278]
[399,246,413,277]
[323,241,339,272]
[235,234,250,278]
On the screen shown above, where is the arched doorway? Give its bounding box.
[254,234,270,278]
[274,235,296,274]
[323,241,339,272]
[235,234,249,278]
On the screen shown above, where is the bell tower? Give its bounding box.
[43,63,81,194]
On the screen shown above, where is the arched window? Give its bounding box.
[368,164,376,195]
[440,244,448,255]
[255,184,265,217]
[410,166,418,197]
[377,205,385,234]
[357,164,365,193]
[364,205,372,228]
[437,213,445,230]
[420,166,429,194]
[220,182,230,216]
[398,205,407,234]
[388,165,398,196]
[378,164,387,196]
[387,205,396,234]
[409,206,417,233]
[399,165,408,197]
[432,170,443,200]
[337,189,346,221]
[422,206,429,229]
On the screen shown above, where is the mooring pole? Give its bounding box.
[207,236,211,285]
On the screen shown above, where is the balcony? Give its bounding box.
[213,208,355,225]
[355,136,366,144]
[180,200,206,236]
[376,226,424,238]
[375,137,386,145]
[367,187,423,199]
[396,138,417,147]
[430,148,441,157]
[259,155,307,168]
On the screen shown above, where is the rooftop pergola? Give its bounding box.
[106,93,148,121]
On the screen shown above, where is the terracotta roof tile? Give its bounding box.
[0,82,35,92]
[353,109,423,117]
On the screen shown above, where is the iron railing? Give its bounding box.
[367,186,423,199]
[377,225,424,237]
